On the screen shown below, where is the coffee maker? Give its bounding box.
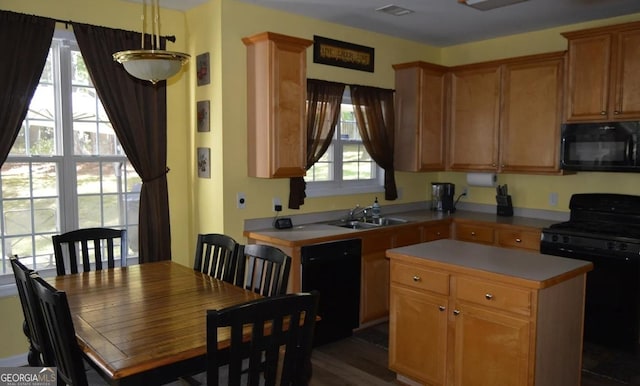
[431,182,456,213]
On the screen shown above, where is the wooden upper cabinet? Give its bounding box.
[448,64,501,171]
[563,21,640,122]
[500,53,564,173]
[393,61,448,171]
[242,32,313,178]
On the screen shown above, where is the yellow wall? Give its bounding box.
[1,0,640,360]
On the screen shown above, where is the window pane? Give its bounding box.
[3,199,33,235]
[78,195,102,228]
[32,163,58,197]
[76,162,102,194]
[2,163,31,199]
[33,199,58,233]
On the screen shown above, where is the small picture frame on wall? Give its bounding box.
[196,100,210,132]
[197,147,211,178]
[196,52,210,86]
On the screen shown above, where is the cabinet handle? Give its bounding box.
[453,309,461,316]
[515,238,522,243]
[600,111,607,115]
[485,293,493,300]
[439,305,446,312]
[412,275,421,282]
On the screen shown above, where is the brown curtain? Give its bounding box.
[72,22,171,263]
[0,11,55,165]
[350,85,398,200]
[289,79,345,209]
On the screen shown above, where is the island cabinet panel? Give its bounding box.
[563,21,640,122]
[389,285,448,386]
[242,32,313,178]
[387,240,590,386]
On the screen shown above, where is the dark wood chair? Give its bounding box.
[10,256,55,367]
[52,227,127,275]
[194,233,241,283]
[31,274,89,386]
[237,244,292,297]
[206,291,320,386]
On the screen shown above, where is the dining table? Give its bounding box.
[46,260,262,386]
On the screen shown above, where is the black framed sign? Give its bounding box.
[313,35,374,72]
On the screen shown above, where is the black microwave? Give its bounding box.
[561,121,640,172]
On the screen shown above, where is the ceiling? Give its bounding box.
[134,0,640,46]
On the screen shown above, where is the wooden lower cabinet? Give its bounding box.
[454,220,541,252]
[361,231,394,324]
[389,258,586,386]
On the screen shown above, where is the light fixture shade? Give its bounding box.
[113,50,190,84]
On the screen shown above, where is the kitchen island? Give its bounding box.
[386,239,592,386]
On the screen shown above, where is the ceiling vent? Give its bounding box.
[375,4,415,16]
[459,0,528,11]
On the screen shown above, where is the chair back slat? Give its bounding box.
[239,244,291,297]
[194,234,240,284]
[31,275,89,386]
[10,257,55,367]
[52,227,127,276]
[206,291,319,386]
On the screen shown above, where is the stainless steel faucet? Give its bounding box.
[347,205,372,221]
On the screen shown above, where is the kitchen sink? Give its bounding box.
[327,217,410,229]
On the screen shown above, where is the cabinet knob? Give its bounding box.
[412,275,421,282]
[485,293,493,300]
[614,110,620,115]
[515,238,522,243]
[600,111,607,115]
[471,231,476,236]
[439,305,446,312]
[453,309,461,316]
[436,231,441,236]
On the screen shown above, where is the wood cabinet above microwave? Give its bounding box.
[563,21,640,122]
[242,32,313,178]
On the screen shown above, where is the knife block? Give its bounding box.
[496,195,513,217]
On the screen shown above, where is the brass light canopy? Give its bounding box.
[113,0,190,84]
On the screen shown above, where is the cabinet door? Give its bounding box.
[243,32,312,178]
[448,65,501,171]
[454,222,495,245]
[496,228,541,252]
[422,221,451,242]
[500,55,563,173]
[564,34,612,121]
[361,232,393,323]
[452,302,531,386]
[389,285,448,385]
[394,62,447,171]
[612,28,640,120]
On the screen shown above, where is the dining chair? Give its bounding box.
[206,291,320,386]
[31,274,89,386]
[237,244,292,297]
[52,227,127,275]
[10,256,55,367]
[194,233,241,283]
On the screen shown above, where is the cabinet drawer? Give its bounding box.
[422,222,451,241]
[391,262,449,295]
[496,229,541,251]
[456,276,531,316]
[455,223,495,244]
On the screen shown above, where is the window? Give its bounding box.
[305,90,383,197]
[0,31,140,284]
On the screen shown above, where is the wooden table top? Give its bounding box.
[47,261,262,386]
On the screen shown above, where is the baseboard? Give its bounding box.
[0,353,28,367]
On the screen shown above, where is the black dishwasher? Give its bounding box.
[301,238,361,347]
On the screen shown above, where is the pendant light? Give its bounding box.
[113,0,190,84]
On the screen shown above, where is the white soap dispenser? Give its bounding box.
[372,197,381,219]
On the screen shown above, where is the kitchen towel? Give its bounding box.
[466,172,497,187]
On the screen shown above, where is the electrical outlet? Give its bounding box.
[272,197,282,212]
[237,192,246,209]
[549,192,558,207]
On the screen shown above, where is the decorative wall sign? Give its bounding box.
[197,147,210,178]
[196,100,210,132]
[196,52,210,86]
[313,36,374,72]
